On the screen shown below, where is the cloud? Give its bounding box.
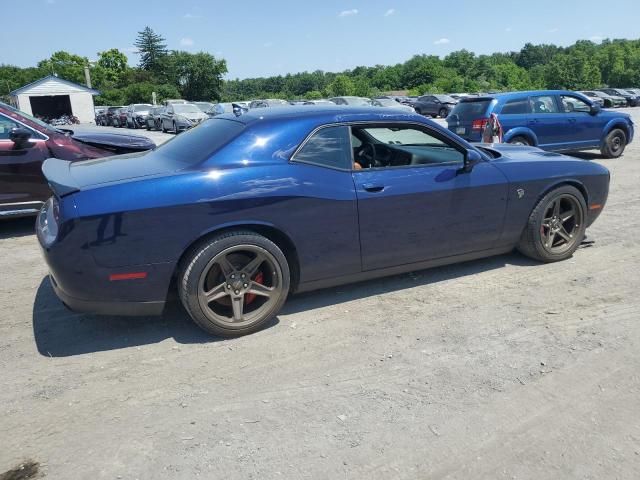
[384,8,395,16]
[590,35,604,42]
[180,37,194,47]
[338,9,358,17]
[547,27,559,33]
[505,26,512,32]
[183,13,202,19]
[433,38,450,45]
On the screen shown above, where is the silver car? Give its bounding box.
[126,103,153,129]
[160,103,209,133]
[371,98,415,113]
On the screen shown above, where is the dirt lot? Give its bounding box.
[1,111,640,480]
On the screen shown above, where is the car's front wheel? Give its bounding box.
[438,108,448,118]
[179,232,291,337]
[601,128,626,158]
[517,185,587,263]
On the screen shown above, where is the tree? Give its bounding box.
[166,51,227,100]
[37,51,88,84]
[326,75,354,96]
[134,26,167,71]
[93,49,129,87]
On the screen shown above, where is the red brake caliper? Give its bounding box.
[244,271,264,305]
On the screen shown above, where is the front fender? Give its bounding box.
[602,118,634,146]
[502,126,539,146]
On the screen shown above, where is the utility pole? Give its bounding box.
[84,65,92,89]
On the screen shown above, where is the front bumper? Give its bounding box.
[49,274,165,316]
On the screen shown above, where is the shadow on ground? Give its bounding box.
[32,252,550,357]
[0,217,35,240]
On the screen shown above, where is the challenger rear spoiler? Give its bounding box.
[42,158,80,197]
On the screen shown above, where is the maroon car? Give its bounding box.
[0,102,155,217]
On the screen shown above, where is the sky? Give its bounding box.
[2,0,639,79]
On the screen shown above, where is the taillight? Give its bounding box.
[472,118,489,130]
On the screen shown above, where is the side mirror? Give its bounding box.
[9,127,32,146]
[461,149,483,174]
[590,104,601,115]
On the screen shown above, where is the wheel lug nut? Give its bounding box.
[241,274,245,279]
[243,283,248,288]
[234,290,239,295]
[227,284,231,289]
[231,274,235,279]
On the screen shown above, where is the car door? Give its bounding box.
[351,123,508,271]
[527,94,566,149]
[558,94,602,149]
[0,114,51,208]
[418,96,436,116]
[162,106,173,130]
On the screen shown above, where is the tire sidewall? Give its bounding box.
[180,232,291,336]
[603,128,626,158]
[509,136,531,146]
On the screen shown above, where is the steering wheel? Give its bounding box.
[358,143,376,167]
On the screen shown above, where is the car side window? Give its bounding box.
[351,124,464,169]
[560,95,590,113]
[0,115,20,140]
[530,95,559,114]
[292,126,352,170]
[500,98,530,115]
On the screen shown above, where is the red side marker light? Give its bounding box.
[589,204,603,210]
[109,272,148,281]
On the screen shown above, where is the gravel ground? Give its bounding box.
[1,111,640,479]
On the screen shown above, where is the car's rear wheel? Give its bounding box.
[179,232,290,337]
[601,128,626,158]
[438,108,448,118]
[517,185,587,263]
[173,121,178,134]
[508,135,531,146]
[161,121,167,133]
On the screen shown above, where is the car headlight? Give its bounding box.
[37,197,59,247]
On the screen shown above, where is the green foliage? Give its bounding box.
[37,51,88,84]
[327,75,355,96]
[134,26,168,71]
[166,51,227,101]
[94,49,129,86]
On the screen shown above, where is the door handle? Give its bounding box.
[362,183,385,193]
[528,119,538,125]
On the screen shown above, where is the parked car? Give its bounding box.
[39,105,609,337]
[597,88,639,107]
[413,94,458,118]
[113,108,129,128]
[94,107,107,124]
[303,99,337,106]
[580,90,626,108]
[329,96,371,106]
[126,103,153,129]
[160,103,209,133]
[145,106,164,130]
[194,102,214,113]
[0,101,155,217]
[577,91,605,107]
[249,99,290,108]
[164,99,188,106]
[371,98,415,113]
[103,106,123,126]
[446,90,634,157]
[625,88,640,100]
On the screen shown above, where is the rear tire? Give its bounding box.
[179,231,290,337]
[508,135,531,146]
[438,108,448,118]
[517,185,587,263]
[600,128,626,158]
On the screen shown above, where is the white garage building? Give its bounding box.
[9,75,100,124]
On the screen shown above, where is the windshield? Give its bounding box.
[434,95,457,103]
[1,101,59,133]
[134,105,150,111]
[450,99,492,119]
[374,99,397,107]
[153,118,245,166]
[195,102,213,112]
[174,104,202,114]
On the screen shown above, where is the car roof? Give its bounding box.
[459,90,587,102]
[215,105,422,126]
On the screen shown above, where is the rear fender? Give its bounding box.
[502,127,539,146]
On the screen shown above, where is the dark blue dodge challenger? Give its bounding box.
[38,106,609,336]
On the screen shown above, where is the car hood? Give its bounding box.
[177,113,208,121]
[71,131,156,151]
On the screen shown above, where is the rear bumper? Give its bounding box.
[50,274,165,316]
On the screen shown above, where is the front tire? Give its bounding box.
[517,185,587,263]
[601,128,626,158]
[438,108,448,118]
[179,232,290,337]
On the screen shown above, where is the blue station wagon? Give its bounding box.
[446,90,634,158]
